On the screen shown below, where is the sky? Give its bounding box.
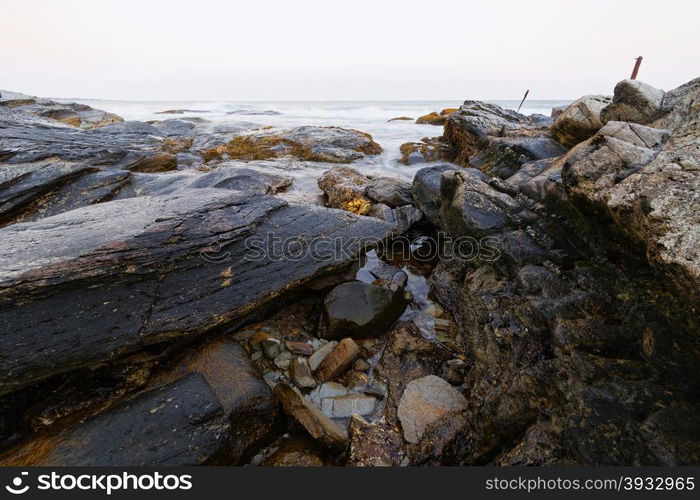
[2,0,698,101]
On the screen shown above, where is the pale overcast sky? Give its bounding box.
[2,0,698,100]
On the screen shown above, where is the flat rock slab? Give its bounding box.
[0,189,393,394]
[2,373,230,466]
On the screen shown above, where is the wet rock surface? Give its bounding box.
[408,76,700,465]
[1,90,123,129]
[203,126,382,164]
[0,189,393,394]
[442,100,563,178]
[2,373,230,466]
[322,281,410,339]
[1,80,698,467]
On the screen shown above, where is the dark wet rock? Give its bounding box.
[272,383,348,450]
[550,94,611,147]
[0,190,393,394]
[0,109,177,169]
[322,281,409,340]
[204,126,381,164]
[315,338,361,382]
[388,116,413,122]
[410,164,460,225]
[399,137,452,165]
[317,166,372,215]
[116,166,292,198]
[443,101,553,165]
[0,161,294,227]
[150,339,282,464]
[261,434,332,466]
[416,79,700,464]
[369,203,423,233]
[1,90,123,129]
[359,253,408,291]
[376,322,452,423]
[1,373,230,466]
[468,135,567,179]
[601,79,665,125]
[365,176,413,208]
[397,375,467,443]
[346,415,405,466]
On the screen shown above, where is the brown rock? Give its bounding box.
[317,166,373,215]
[347,415,405,466]
[286,341,313,356]
[272,383,348,450]
[315,338,361,382]
[397,375,467,444]
[354,358,371,372]
[261,434,332,466]
[289,356,317,389]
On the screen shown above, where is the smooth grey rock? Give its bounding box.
[322,281,409,339]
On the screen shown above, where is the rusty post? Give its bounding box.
[517,89,529,113]
[630,56,643,80]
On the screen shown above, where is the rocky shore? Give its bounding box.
[0,77,697,466]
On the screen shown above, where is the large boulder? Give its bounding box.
[411,164,461,225]
[0,190,393,394]
[322,281,410,339]
[550,95,611,147]
[601,79,665,124]
[442,101,562,175]
[1,373,231,466]
[562,117,698,309]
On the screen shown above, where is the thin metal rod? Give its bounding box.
[517,89,530,113]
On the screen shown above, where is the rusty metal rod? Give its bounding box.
[631,56,643,80]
